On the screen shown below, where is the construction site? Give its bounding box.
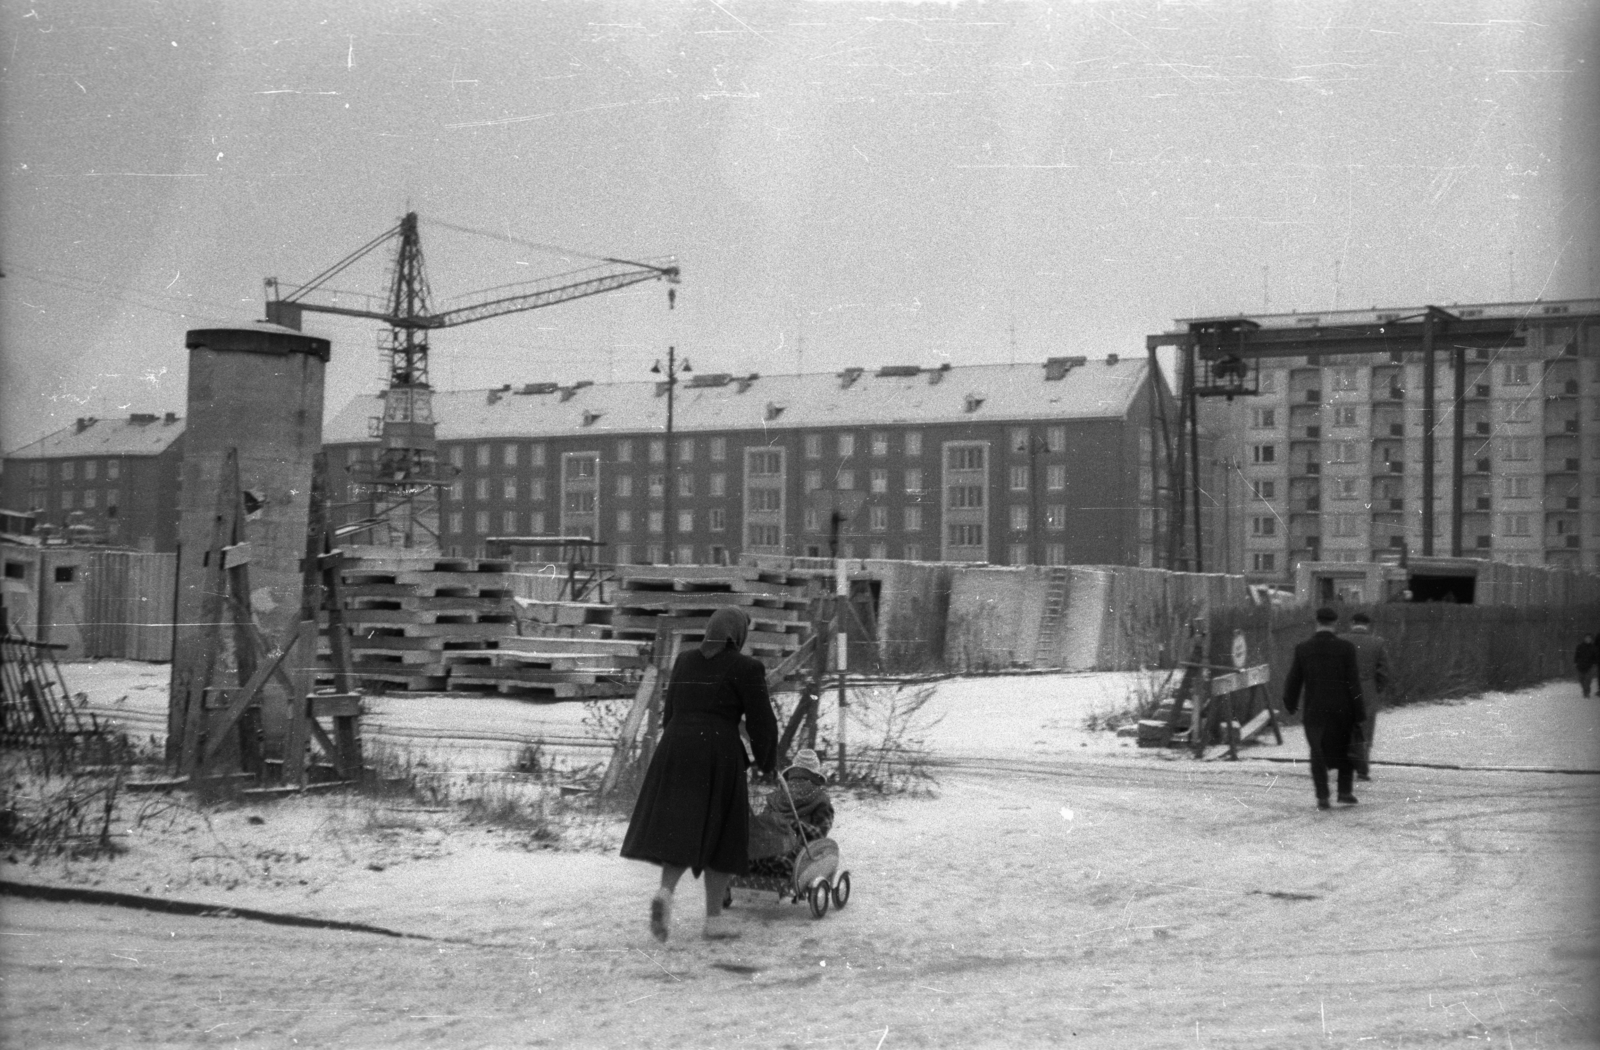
[4,213,1598,1049]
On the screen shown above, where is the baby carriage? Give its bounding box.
[725,773,852,919]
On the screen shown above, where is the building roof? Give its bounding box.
[324,357,1148,444]
[3,414,185,459]
[1169,296,1600,331]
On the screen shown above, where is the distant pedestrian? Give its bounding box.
[1345,612,1391,781]
[1576,634,1598,699]
[1282,606,1367,809]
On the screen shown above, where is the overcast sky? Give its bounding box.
[3,0,1596,450]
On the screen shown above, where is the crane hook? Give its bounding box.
[668,287,676,311]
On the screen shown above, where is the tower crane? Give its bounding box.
[264,212,679,548]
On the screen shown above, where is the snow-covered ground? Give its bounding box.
[6,661,1598,1048]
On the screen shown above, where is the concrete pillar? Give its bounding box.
[169,323,330,767]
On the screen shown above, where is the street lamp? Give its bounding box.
[650,347,690,564]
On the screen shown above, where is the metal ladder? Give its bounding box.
[1032,568,1069,668]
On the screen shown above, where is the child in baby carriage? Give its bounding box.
[747,749,833,878]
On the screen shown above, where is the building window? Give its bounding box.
[709,508,726,532]
[614,543,634,564]
[502,510,518,532]
[1046,427,1065,453]
[869,542,888,560]
[805,470,824,493]
[1251,480,1275,500]
[650,439,666,464]
[474,511,490,533]
[904,543,924,561]
[60,461,76,482]
[1334,477,1359,499]
[948,446,984,471]
[804,434,822,459]
[530,478,545,501]
[870,469,888,494]
[838,433,856,457]
[871,432,889,457]
[503,443,519,467]
[617,510,633,533]
[1332,368,1359,392]
[448,512,463,534]
[105,489,119,512]
[1008,543,1029,564]
[649,475,665,499]
[1258,374,1279,395]
[1506,401,1533,423]
[474,478,489,501]
[447,480,463,502]
[1009,427,1030,454]
[710,437,726,461]
[678,511,693,533]
[949,485,983,509]
[564,491,596,514]
[1009,505,1029,531]
[1332,513,1360,537]
[1046,505,1066,531]
[1334,406,1359,427]
[1505,476,1531,498]
[678,438,695,463]
[616,475,633,498]
[869,506,888,532]
[1009,466,1028,491]
[1045,465,1066,491]
[948,523,984,547]
[530,511,546,533]
[1330,441,1357,463]
[905,469,924,494]
[903,507,923,532]
[710,473,726,497]
[905,431,923,457]
[82,489,97,509]
[1252,444,1276,464]
[1504,363,1530,386]
[646,543,664,564]
[837,469,855,490]
[748,524,781,548]
[749,488,782,512]
[1251,516,1277,537]
[678,474,694,498]
[503,478,517,500]
[804,507,821,532]
[648,510,664,534]
[83,460,97,481]
[530,444,546,467]
[447,446,465,468]
[748,449,782,476]
[60,490,75,510]
[1503,513,1531,537]
[476,444,491,468]
[106,460,120,481]
[617,439,633,463]
[1251,552,1276,572]
[1250,408,1276,428]
[676,544,695,565]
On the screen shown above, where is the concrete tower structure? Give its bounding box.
[168,323,331,768]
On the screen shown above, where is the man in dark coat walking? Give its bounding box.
[1345,611,1391,781]
[1282,606,1366,809]
[1576,634,1598,699]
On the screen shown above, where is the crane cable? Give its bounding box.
[278,221,401,302]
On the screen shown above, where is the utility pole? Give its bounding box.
[651,346,690,564]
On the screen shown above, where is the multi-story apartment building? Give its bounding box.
[1188,298,1600,581]
[321,358,1166,567]
[0,414,186,552]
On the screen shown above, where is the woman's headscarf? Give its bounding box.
[699,606,750,658]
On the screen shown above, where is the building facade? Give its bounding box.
[0,414,186,552]
[1188,298,1600,581]
[321,358,1165,568]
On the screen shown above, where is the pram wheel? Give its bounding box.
[807,878,831,919]
[723,887,733,909]
[831,871,851,909]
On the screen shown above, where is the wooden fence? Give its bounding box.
[1209,601,1600,708]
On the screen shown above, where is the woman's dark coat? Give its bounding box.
[1282,630,1367,764]
[620,636,778,876]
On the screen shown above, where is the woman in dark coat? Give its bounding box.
[621,606,778,942]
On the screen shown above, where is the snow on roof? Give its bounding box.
[5,415,185,459]
[324,358,1147,444]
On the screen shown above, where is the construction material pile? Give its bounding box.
[610,563,813,669]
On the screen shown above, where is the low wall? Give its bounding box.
[861,559,951,673]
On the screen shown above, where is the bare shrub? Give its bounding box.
[817,683,942,796]
[1082,668,1175,733]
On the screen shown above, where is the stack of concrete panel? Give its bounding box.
[443,635,649,699]
[610,564,811,665]
[328,550,518,692]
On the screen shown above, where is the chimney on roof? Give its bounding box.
[837,367,865,389]
[163,412,178,424]
[765,402,785,421]
[735,373,760,393]
[128,413,158,424]
[963,393,985,413]
[1043,356,1087,381]
[486,389,503,405]
[1105,353,1119,365]
[927,362,951,384]
[75,417,92,433]
[581,409,602,427]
